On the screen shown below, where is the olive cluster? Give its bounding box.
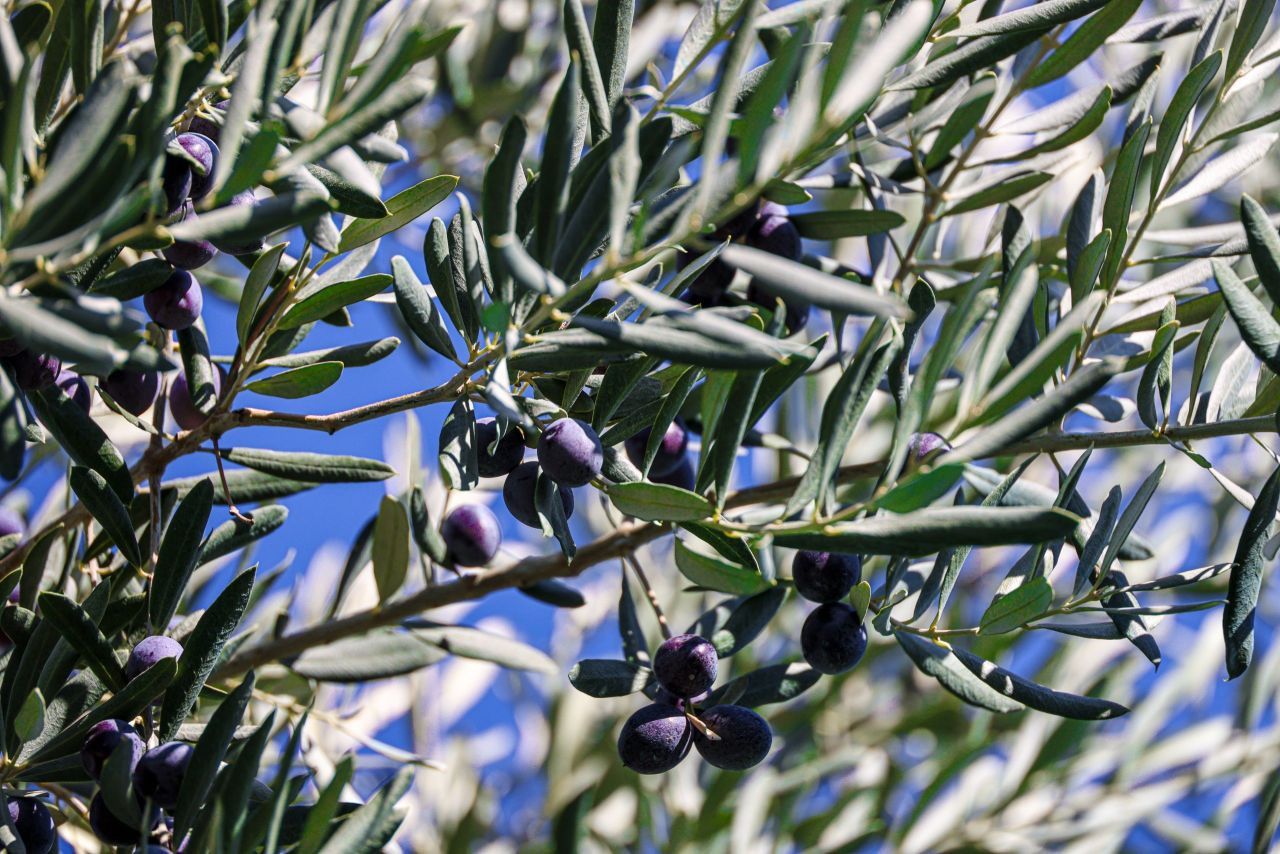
[680,201,808,331]
[616,633,772,774]
[793,550,869,674]
[79,635,188,846]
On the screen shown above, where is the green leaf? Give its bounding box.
[37,591,125,693]
[703,662,821,707]
[198,505,288,567]
[891,28,1046,92]
[159,566,256,742]
[238,243,287,348]
[67,466,141,567]
[1225,463,1280,679]
[150,479,214,630]
[949,0,1109,37]
[293,630,446,682]
[1243,194,1280,306]
[788,209,905,239]
[304,163,388,219]
[674,539,770,596]
[518,579,585,608]
[1225,0,1277,78]
[245,361,343,399]
[258,337,400,370]
[870,463,966,513]
[169,192,331,246]
[772,507,1080,556]
[1150,52,1221,201]
[220,449,393,484]
[608,481,711,521]
[391,255,456,362]
[1025,0,1142,87]
[943,171,1054,216]
[438,398,477,491]
[14,689,44,743]
[89,257,174,299]
[31,384,132,502]
[689,586,787,658]
[173,673,255,841]
[720,243,911,319]
[568,659,653,698]
[314,766,412,854]
[371,496,409,603]
[949,644,1128,719]
[895,631,1025,713]
[411,622,558,674]
[1214,260,1280,373]
[979,577,1054,634]
[338,175,458,253]
[278,274,391,329]
[160,470,316,504]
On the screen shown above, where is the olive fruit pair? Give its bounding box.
[617,633,773,773]
[5,798,55,854]
[499,417,601,529]
[791,550,869,674]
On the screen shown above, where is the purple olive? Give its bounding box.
[681,258,736,308]
[502,461,574,529]
[693,704,772,771]
[625,419,689,477]
[102,370,161,417]
[144,269,204,330]
[653,633,717,698]
[56,372,92,412]
[81,719,145,780]
[651,456,695,491]
[746,203,802,261]
[210,190,267,256]
[0,507,24,538]
[441,504,501,567]
[791,551,862,604]
[186,100,228,141]
[160,155,193,218]
[7,798,55,854]
[908,432,951,463]
[174,132,219,200]
[163,201,218,270]
[169,365,225,432]
[88,793,158,846]
[617,703,692,774]
[125,635,183,681]
[800,602,868,675]
[132,742,193,809]
[476,418,526,478]
[9,351,61,390]
[537,418,603,487]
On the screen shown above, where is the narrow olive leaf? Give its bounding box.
[943,171,1054,216]
[14,688,45,744]
[568,315,784,369]
[1102,117,1152,286]
[1243,194,1280,306]
[950,0,1109,37]
[703,662,821,707]
[494,233,568,297]
[1150,52,1221,201]
[674,540,770,596]
[1098,462,1165,581]
[99,735,144,824]
[159,566,256,742]
[519,579,585,608]
[220,449,393,484]
[682,522,760,574]
[1137,303,1177,429]
[1226,0,1278,78]
[608,481,711,522]
[372,496,410,604]
[237,242,286,348]
[1214,260,1280,372]
[895,632,1025,713]
[1074,486,1121,596]
[720,243,911,319]
[89,257,174,299]
[36,593,126,692]
[1255,766,1280,854]
[868,464,966,514]
[31,385,132,502]
[696,587,787,658]
[567,660,653,697]
[1101,569,1161,668]
[438,398,478,491]
[198,506,288,567]
[1013,86,1111,160]
[771,507,1080,556]
[411,622,558,674]
[925,75,997,169]
[173,673,255,841]
[949,645,1129,719]
[1225,464,1280,679]
[390,255,456,361]
[407,486,447,565]
[789,209,905,239]
[1070,229,1111,303]
[167,191,330,246]
[304,162,388,219]
[150,479,214,631]
[786,330,902,515]
[979,577,1053,635]
[279,75,432,169]
[1025,0,1142,87]
[245,361,343,399]
[25,657,175,764]
[944,357,1124,464]
[277,274,391,328]
[426,216,476,343]
[890,28,1047,92]
[293,631,446,682]
[160,470,315,503]
[314,766,412,854]
[338,174,457,253]
[1164,134,1280,208]
[67,466,142,567]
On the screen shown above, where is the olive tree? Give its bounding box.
[1,0,1280,850]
